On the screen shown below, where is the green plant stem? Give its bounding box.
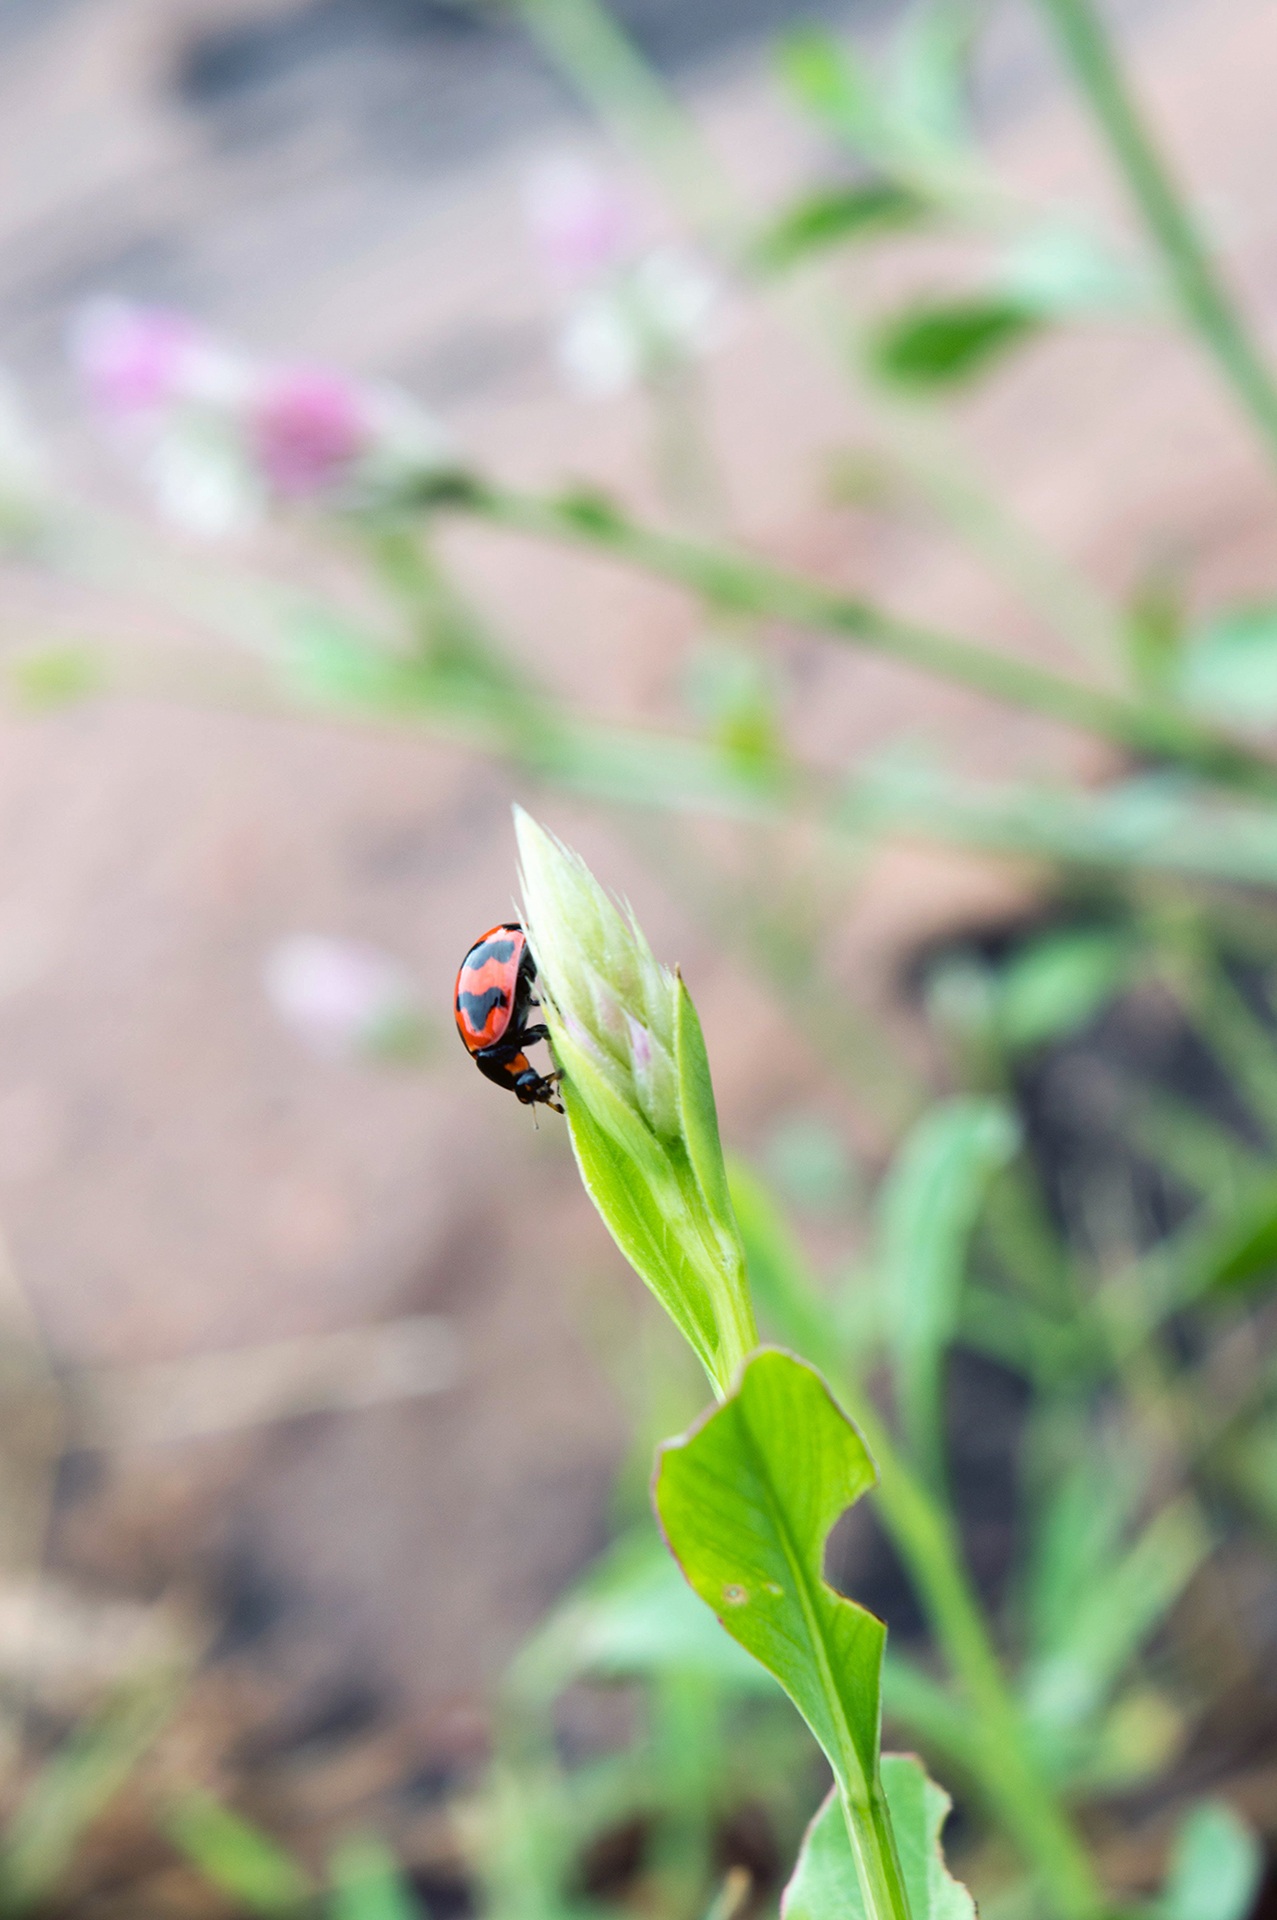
[1035,0,1277,470]
[841,1781,914,1920]
[429,475,1277,797]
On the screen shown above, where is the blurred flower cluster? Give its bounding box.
[69,299,451,537]
[523,157,726,397]
[264,935,432,1064]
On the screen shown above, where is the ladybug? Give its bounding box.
[454,922,563,1112]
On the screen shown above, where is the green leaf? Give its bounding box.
[996,927,1128,1051]
[7,645,104,710]
[783,1755,974,1920]
[0,1673,180,1914]
[675,972,741,1252]
[777,29,880,155]
[1025,1446,1144,1663]
[654,1348,883,1806]
[1159,1800,1262,1920]
[558,1040,725,1374]
[865,297,1044,390]
[751,183,929,274]
[329,1835,421,1920]
[1184,1172,1277,1296]
[877,1098,1018,1480]
[1178,605,1277,725]
[166,1793,312,1914]
[1218,1409,1277,1534]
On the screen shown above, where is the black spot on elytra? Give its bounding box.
[466,936,516,969]
[457,986,507,1028]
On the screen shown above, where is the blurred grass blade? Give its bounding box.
[995,928,1128,1052]
[1021,1497,1210,1753]
[329,1834,421,1920]
[0,1669,180,1915]
[877,1098,1018,1484]
[166,1792,312,1914]
[1159,1800,1262,1920]
[1025,1449,1144,1663]
[751,183,929,274]
[783,1754,974,1920]
[865,298,1044,389]
[654,1348,912,1920]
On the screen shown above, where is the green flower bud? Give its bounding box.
[514,807,757,1395]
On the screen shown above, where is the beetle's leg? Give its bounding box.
[521,1023,550,1046]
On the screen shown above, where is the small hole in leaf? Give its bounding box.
[722,1583,749,1606]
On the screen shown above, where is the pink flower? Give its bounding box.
[69,299,206,422]
[249,369,369,498]
[264,936,423,1061]
[524,157,634,286]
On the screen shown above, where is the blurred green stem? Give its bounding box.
[432,475,1277,795]
[1036,0,1277,471]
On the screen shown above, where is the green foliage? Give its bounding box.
[751,183,930,274]
[877,1098,1018,1480]
[776,29,880,155]
[1157,1800,1262,1920]
[1184,1172,1277,1297]
[329,1835,422,1920]
[516,811,757,1395]
[997,222,1154,319]
[995,927,1129,1052]
[1178,604,1277,724]
[782,1756,974,1920]
[0,1674,180,1915]
[6,645,103,710]
[654,1349,914,1920]
[1021,1489,1209,1775]
[166,1793,312,1914]
[865,298,1045,390]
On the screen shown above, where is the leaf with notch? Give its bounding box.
[653,1348,882,1805]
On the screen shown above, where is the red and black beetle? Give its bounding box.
[454,922,563,1112]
